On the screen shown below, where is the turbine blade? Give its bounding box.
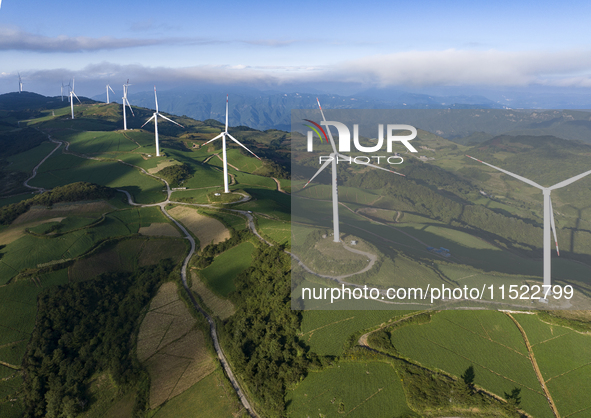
[227,133,261,160]
[72,91,81,104]
[225,95,229,133]
[141,114,155,128]
[108,85,115,94]
[203,133,224,145]
[549,169,591,190]
[154,86,159,113]
[465,155,544,189]
[549,196,560,256]
[316,98,338,154]
[336,153,405,176]
[304,156,333,188]
[157,113,184,128]
[125,98,135,116]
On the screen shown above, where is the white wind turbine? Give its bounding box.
[141,86,184,157]
[69,78,81,119]
[304,99,405,243]
[203,95,261,193]
[106,84,115,104]
[122,80,134,130]
[18,72,22,93]
[467,155,591,294]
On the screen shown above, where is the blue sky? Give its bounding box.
[2,0,591,97]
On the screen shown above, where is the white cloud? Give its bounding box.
[332,49,591,87]
[0,26,175,52]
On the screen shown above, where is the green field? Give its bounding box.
[515,313,591,417]
[286,361,415,418]
[0,207,167,284]
[52,130,140,154]
[202,210,248,231]
[256,216,290,245]
[301,310,413,356]
[6,141,58,174]
[30,153,166,204]
[388,310,553,418]
[235,188,290,220]
[199,242,255,297]
[147,369,245,418]
[205,148,264,174]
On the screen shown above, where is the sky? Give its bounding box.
[2,0,591,98]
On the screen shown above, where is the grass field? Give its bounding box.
[6,141,58,174]
[389,310,553,418]
[255,216,290,245]
[68,238,186,281]
[167,205,230,248]
[0,206,174,284]
[199,242,254,297]
[202,210,247,231]
[137,282,216,409]
[286,361,415,418]
[53,130,140,154]
[0,193,34,207]
[301,310,413,356]
[514,313,591,417]
[235,188,290,220]
[148,369,246,418]
[30,152,166,204]
[191,271,235,320]
[139,223,181,237]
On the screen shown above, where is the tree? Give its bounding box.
[504,387,521,406]
[461,365,475,386]
[461,365,475,394]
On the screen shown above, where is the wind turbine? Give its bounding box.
[106,84,115,104]
[18,73,22,93]
[203,95,261,193]
[141,86,184,157]
[304,99,405,243]
[61,82,65,101]
[467,155,591,294]
[69,78,81,119]
[122,80,134,130]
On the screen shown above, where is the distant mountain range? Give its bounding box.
[91,88,506,132]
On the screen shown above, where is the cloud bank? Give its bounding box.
[5,48,591,96]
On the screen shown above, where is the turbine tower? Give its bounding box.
[122,80,134,130]
[141,87,184,157]
[106,84,115,104]
[304,99,405,243]
[467,155,591,294]
[18,73,22,93]
[203,95,261,193]
[69,78,81,119]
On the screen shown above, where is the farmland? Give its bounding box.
[167,205,230,248]
[515,313,591,417]
[137,282,217,409]
[286,362,414,418]
[147,369,246,418]
[190,271,236,320]
[199,241,255,297]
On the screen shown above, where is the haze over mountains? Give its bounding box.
[86,86,591,132]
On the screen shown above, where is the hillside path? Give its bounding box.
[505,312,560,418]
